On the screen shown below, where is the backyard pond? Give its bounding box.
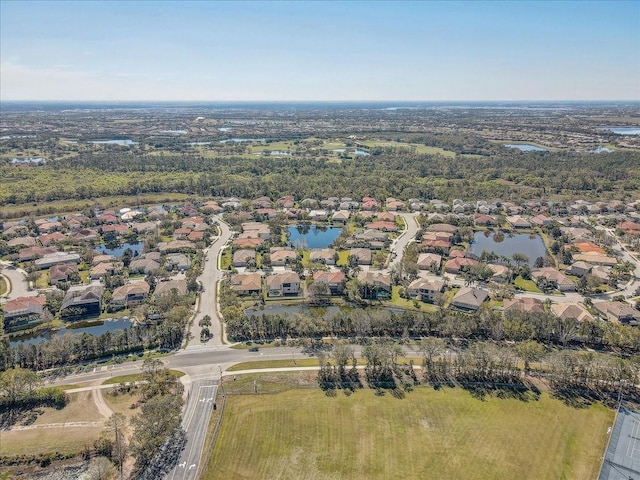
[468,231,547,266]
[9,317,134,347]
[288,225,342,249]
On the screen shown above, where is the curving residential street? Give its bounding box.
[186,216,233,349]
[0,262,35,302]
[389,212,420,270]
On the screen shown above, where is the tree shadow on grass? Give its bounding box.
[459,380,541,403]
[0,407,46,429]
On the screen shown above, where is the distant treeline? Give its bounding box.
[1,149,639,206]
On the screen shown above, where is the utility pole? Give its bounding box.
[219,365,225,396]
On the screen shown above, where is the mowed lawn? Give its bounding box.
[206,387,613,480]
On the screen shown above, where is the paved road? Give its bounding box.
[187,216,233,348]
[389,212,420,269]
[49,346,303,388]
[0,262,34,303]
[167,381,219,480]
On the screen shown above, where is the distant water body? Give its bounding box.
[503,144,547,152]
[601,127,640,135]
[3,100,638,113]
[91,139,138,146]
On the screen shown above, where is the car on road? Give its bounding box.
[248,346,259,352]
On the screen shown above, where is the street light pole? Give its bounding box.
[218,365,225,396]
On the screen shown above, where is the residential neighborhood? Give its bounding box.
[2,195,640,342]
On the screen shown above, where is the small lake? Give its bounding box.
[96,241,143,257]
[11,157,46,164]
[288,225,342,249]
[468,232,547,266]
[219,138,269,143]
[601,127,640,135]
[254,150,291,156]
[9,318,134,347]
[503,144,548,152]
[218,127,233,132]
[592,146,614,153]
[91,139,138,146]
[333,148,370,156]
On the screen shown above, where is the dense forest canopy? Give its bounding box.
[1,149,639,207]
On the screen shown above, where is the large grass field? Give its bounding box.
[205,381,613,480]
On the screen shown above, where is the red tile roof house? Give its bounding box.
[96,214,118,225]
[173,227,192,239]
[276,195,295,208]
[356,271,392,299]
[154,279,188,297]
[187,231,205,242]
[531,267,576,291]
[503,297,545,315]
[269,248,297,266]
[310,248,336,265]
[331,210,350,224]
[255,208,278,220]
[506,215,531,228]
[417,253,442,271]
[530,214,552,226]
[593,301,640,325]
[111,281,150,308]
[473,214,496,227]
[229,273,263,296]
[444,257,478,274]
[61,285,104,319]
[312,270,346,295]
[407,278,444,303]
[349,248,372,265]
[233,249,257,267]
[420,239,451,254]
[92,254,116,265]
[39,232,67,246]
[252,196,272,209]
[90,261,124,280]
[129,257,161,275]
[619,221,640,235]
[3,296,48,331]
[450,287,488,311]
[181,217,205,229]
[101,224,129,236]
[267,271,301,297]
[361,200,380,211]
[365,221,398,232]
[49,263,79,285]
[551,302,593,322]
[73,229,100,242]
[449,249,466,259]
[426,223,458,234]
[8,236,37,248]
[233,238,265,249]
[376,212,396,223]
[158,240,197,253]
[19,246,58,262]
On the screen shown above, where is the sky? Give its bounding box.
[1,0,639,102]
